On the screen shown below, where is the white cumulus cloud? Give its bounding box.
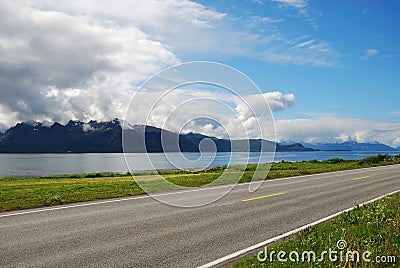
[123,86,294,140]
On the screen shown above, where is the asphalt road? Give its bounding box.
[1,164,399,267]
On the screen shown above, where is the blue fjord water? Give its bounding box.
[0,151,399,178]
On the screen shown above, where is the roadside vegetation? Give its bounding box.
[232,192,400,267]
[0,154,399,212]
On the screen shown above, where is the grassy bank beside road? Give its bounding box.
[1,154,399,212]
[232,192,400,267]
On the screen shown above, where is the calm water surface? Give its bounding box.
[0,151,399,178]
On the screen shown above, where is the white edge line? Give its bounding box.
[1,164,399,218]
[197,189,400,268]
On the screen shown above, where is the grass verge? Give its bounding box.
[0,154,399,212]
[231,192,400,267]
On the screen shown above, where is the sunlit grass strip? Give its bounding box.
[0,155,399,212]
[232,193,400,267]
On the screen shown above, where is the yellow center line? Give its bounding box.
[242,192,285,202]
[352,175,370,181]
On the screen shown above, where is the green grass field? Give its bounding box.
[0,154,399,212]
[231,192,400,267]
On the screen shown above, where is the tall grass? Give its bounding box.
[232,193,400,267]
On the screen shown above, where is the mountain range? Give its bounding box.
[299,141,397,152]
[0,120,313,153]
[278,140,397,151]
[0,120,397,153]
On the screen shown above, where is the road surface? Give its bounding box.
[1,164,399,267]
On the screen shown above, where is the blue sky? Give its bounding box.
[191,0,400,121]
[0,0,399,146]
[179,0,400,145]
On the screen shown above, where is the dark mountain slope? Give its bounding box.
[0,120,314,153]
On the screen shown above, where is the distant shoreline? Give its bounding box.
[1,151,400,179]
[1,155,399,212]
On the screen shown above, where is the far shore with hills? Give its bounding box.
[0,119,398,153]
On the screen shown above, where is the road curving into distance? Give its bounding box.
[1,164,399,267]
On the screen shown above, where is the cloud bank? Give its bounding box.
[0,0,316,134]
[0,1,181,128]
[277,116,400,147]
